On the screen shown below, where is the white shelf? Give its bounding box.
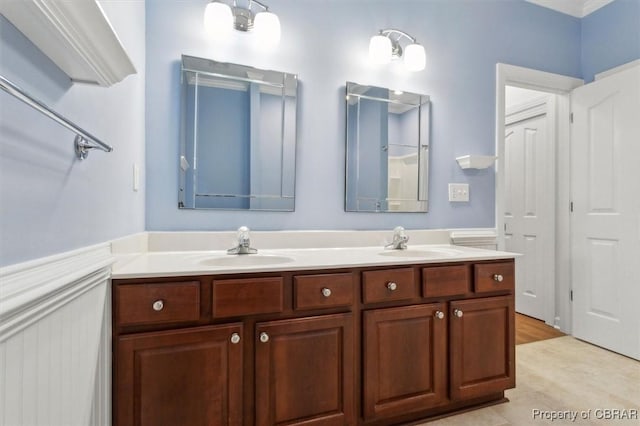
[0,0,136,87]
[456,155,497,170]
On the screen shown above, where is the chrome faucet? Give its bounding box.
[227,226,258,254]
[385,226,409,250]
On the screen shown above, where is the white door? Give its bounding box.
[504,110,555,323]
[571,65,640,360]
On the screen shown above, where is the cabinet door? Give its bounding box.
[363,304,447,420]
[449,295,515,400]
[116,324,243,426]
[255,313,354,426]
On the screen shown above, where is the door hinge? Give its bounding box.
[570,112,574,123]
[570,201,574,212]
[570,290,573,302]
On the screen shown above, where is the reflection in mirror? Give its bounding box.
[179,55,297,210]
[345,82,430,212]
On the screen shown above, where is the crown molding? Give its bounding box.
[526,0,615,18]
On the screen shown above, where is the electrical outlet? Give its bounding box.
[448,183,469,202]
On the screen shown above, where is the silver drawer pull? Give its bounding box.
[321,287,332,297]
[386,282,398,291]
[454,309,463,318]
[152,300,164,311]
[259,332,269,343]
[493,274,504,282]
[435,311,445,320]
[230,333,241,344]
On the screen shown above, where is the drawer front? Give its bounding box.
[294,273,354,310]
[474,262,515,293]
[362,268,416,304]
[213,277,284,318]
[422,265,471,298]
[116,282,200,326]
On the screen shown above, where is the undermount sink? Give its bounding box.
[378,247,464,258]
[198,254,295,267]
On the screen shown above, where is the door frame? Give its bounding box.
[495,63,583,333]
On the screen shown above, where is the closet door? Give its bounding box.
[504,104,554,323]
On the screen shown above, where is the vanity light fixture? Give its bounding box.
[369,29,426,72]
[204,0,280,47]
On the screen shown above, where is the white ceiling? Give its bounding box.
[525,0,615,18]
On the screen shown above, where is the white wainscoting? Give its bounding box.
[0,244,114,426]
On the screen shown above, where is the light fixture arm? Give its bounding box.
[219,0,270,31]
[379,29,417,44]
[249,0,270,12]
[226,0,269,12]
[204,0,280,45]
[378,29,419,59]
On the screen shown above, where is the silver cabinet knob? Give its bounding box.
[386,282,398,291]
[435,311,445,320]
[152,300,164,311]
[230,333,241,344]
[259,332,269,343]
[321,287,332,297]
[493,274,504,282]
[454,309,464,318]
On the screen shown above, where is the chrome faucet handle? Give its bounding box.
[385,226,409,250]
[227,226,257,254]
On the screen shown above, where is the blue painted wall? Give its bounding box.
[0,3,146,267]
[581,0,640,83]
[146,0,581,231]
[2,0,637,267]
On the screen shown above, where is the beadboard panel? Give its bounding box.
[0,244,113,426]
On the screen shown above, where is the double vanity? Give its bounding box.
[111,232,517,425]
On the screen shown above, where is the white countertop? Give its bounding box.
[111,244,518,279]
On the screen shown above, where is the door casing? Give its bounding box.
[495,63,583,333]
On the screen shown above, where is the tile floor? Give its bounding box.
[423,336,640,425]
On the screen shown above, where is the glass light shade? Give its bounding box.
[369,35,392,65]
[204,2,233,40]
[254,11,281,48]
[404,43,426,72]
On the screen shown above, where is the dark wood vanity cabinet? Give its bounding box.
[115,324,244,426]
[363,304,447,420]
[255,313,355,425]
[112,259,515,426]
[449,295,515,400]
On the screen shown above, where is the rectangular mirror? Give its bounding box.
[345,82,430,212]
[179,55,297,210]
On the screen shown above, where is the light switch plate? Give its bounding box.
[449,183,469,202]
[133,163,139,192]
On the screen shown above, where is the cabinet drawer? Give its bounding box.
[422,265,470,298]
[294,273,354,310]
[474,262,515,293]
[213,277,284,318]
[115,282,200,327]
[362,268,416,304]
